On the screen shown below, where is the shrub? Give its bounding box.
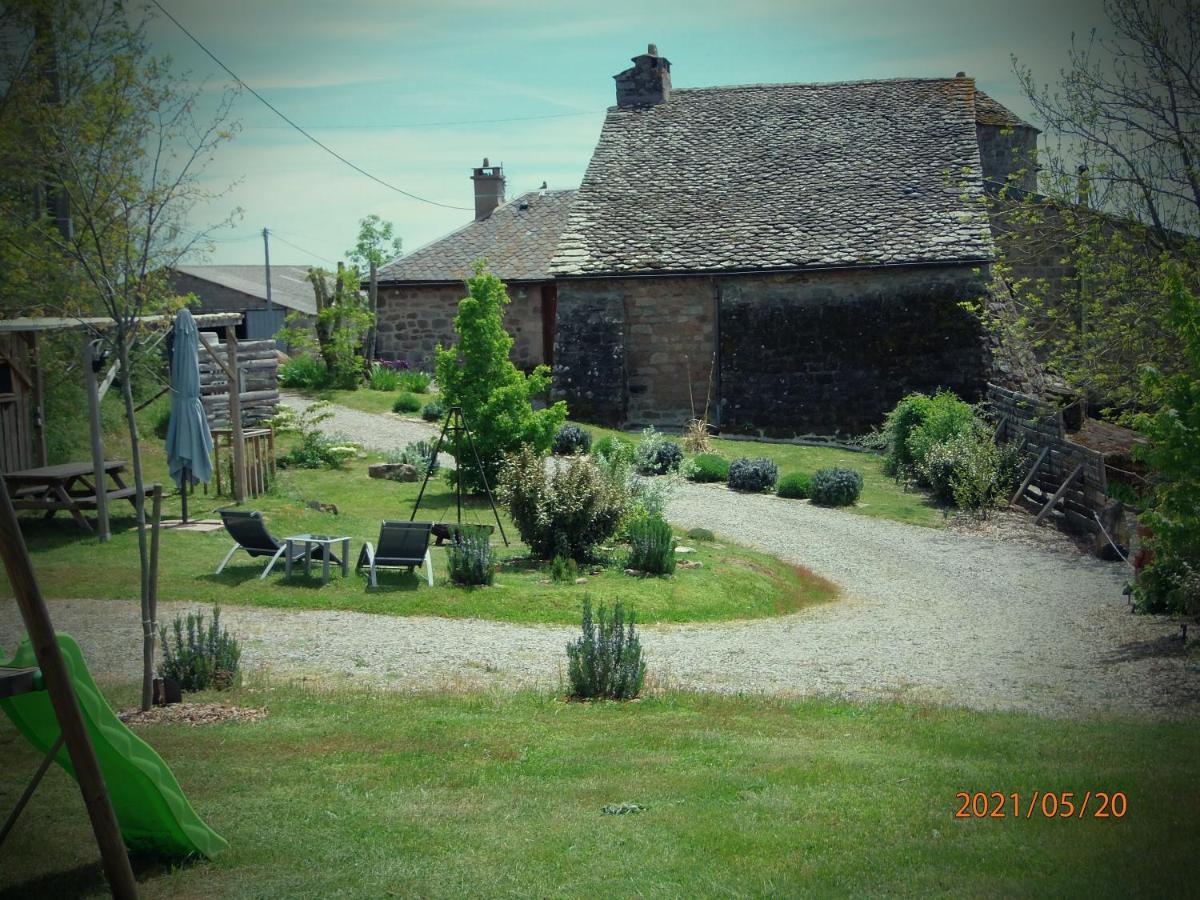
[810,467,863,507]
[727,457,779,492]
[367,362,401,391]
[906,391,976,476]
[274,402,358,469]
[421,400,444,422]
[949,430,1020,517]
[777,471,812,499]
[687,453,729,483]
[391,392,422,414]
[278,354,327,389]
[549,555,579,583]
[157,606,241,692]
[686,527,716,542]
[592,435,634,466]
[634,426,683,475]
[565,598,646,701]
[388,439,439,474]
[553,423,593,456]
[447,526,495,586]
[498,445,628,562]
[915,435,974,505]
[398,370,433,393]
[434,265,567,492]
[626,514,676,576]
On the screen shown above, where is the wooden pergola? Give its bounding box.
[0,311,252,540]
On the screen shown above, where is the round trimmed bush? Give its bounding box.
[777,472,812,499]
[421,400,444,422]
[688,453,729,483]
[392,393,422,414]
[686,527,716,542]
[553,423,593,456]
[727,457,778,492]
[810,467,863,507]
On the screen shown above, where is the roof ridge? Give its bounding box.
[669,76,969,93]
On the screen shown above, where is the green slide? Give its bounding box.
[1,634,227,860]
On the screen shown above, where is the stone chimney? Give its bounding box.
[615,43,671,108]
[470,158,505,220]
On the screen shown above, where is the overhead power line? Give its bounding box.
[150,0,471,212]
[248,110,600,130]
[269,232,337,266]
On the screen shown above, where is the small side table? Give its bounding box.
[284,534,351,584]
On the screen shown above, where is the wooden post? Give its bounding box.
[27,333,47,467]
[225,327,246,503]
[82,337,111,542]
[1035,464,1084,526]
[0,481,138,899]
[1009,446,1049,508]
[367,261,379,364]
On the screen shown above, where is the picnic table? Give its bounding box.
[2,460,136,531]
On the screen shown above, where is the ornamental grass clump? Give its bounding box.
[158,606,241,692]
[397,370,433,393]
[777,472,812,499]
[727,457,778,492]
[626,513,676,576]
[392,392,422,413]
[687,453,729,483]
[566,597,646,701]
[447,527,495,586]
[367,362,401,391]
[810,467,864,507]
[388,439,439,474]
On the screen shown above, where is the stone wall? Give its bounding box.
[375,281,545,371]
[554,264,995,437]
[976,124,1038,193]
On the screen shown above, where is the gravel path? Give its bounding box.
[281,391,441,453]
[5,400,1196,719]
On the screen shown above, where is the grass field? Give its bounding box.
[1,683,1195,898]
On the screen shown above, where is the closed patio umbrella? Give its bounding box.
[165,309,213,523]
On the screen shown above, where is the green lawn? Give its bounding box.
[304,386,436,419]
[3,437,834,625]
[1,683,1195,898]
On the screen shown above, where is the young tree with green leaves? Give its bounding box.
[346,214,402,271]
[434,264,566,492]
[0,0,240,709]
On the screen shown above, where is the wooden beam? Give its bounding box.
[96,357,120,402]
[82,338,110,542]
[197,332,235,380]
[1035,463,1084,526]
[226,326,246,503]
[1009,446,1049,508]
[0,481,139,899]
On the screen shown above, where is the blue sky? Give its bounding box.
[149,0,1112,267]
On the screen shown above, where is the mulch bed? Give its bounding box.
[117,703,267,727]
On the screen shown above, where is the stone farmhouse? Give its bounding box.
[376,45,1043,437]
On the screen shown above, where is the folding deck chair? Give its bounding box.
[215,509,336,579]
[357,520,435,587]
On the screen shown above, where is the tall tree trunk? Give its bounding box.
[116,330,154,711]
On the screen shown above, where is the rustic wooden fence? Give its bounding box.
[987,383,1115,538]
[198,335,279,428]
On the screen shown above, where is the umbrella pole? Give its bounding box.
[181,467,189,525]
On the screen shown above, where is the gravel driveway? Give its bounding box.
[4,399,1195,719]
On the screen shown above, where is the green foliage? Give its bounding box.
[686,527,716,542]
[421,400,445,422]
[565,597,646,700]
[157,606,241,692]
[397,370,433,393]
[905,392,976,474]
[447,527,495,587]
[881,392,935,474]
[687,453,730,483]
[777,472,813,499]
[498,445,628,562]
[1133,271,1200,615]
[278,267,374,390]
[592,435,634,467]
[727,457,779,493]
[634,426,683,475]
[391,393,422,414]
[367,363,401,391]
[949,432,1021,517]
[274,402,358,469]
[387,440,439,474]
[434,265,566,491]
[149,398,172,441]
[346,214,402,271]
[549,555,579,583]
[278,355,329,390]
[810,468,864,507]
[626,514,677,576]
[553,423,593,456]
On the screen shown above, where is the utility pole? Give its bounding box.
[262,228,274,311]
[367,261,379,364]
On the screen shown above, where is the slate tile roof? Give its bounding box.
[172,265,317,314]
[973,90,1035,129]
[378,189,576,284]
[551,77,995,277]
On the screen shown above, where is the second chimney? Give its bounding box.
[615,43,671,108]
[471,158,505,220]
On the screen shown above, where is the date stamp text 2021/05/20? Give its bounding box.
[955,791,1128,819]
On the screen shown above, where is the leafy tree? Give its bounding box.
[346,214,402,271]
[434,264,566,491]
[1132,269,1200,615]
[0,0,239,709]
[276,264,374,389]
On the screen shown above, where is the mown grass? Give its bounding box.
[3,433,834,625]
[1,683,1195,898]
[304,386,437,419]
